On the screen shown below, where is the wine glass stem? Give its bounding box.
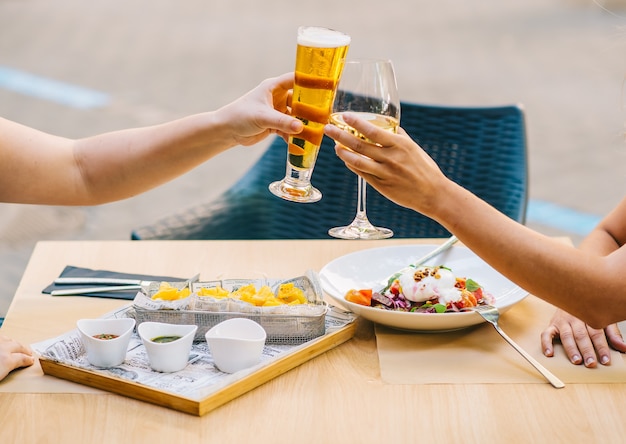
[354,176,370,224]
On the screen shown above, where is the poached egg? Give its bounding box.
[396,266,461,305]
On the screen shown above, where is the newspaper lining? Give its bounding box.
[33,304,355,401]
[132,272,329,344]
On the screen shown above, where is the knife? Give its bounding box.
[54,277,149,286]
[50,273,201,297]
[51,284,143,296]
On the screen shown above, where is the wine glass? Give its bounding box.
[328,59,400,239]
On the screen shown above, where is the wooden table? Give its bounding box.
[1,239,625,443]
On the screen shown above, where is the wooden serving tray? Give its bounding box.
[39,320,356,416]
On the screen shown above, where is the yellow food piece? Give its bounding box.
[277,283,307,305]
[197,283,308,306]
[256,285,280,307]
[197,286,230,298]
[151,282,191,301]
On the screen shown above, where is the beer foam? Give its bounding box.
[297,26,351,48]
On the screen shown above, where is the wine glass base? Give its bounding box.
[328,224,394,240]
[268,180,322,203]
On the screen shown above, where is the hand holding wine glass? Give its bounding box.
[328,59,400,239]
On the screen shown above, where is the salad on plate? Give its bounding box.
[345,265,495,314]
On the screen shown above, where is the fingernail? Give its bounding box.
[544,348,552,356]
[601,355,610,365]
[585,357,596,366]
[572,354,581,363]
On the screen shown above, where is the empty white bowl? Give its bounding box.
[137,322,197,373]
[77,318,136,368]
[205,318,266,374]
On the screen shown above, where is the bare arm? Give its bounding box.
[324,113,626,328]
[541,206,626,366]
[0,73,302,205]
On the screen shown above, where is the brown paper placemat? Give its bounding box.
[376,295,626,384]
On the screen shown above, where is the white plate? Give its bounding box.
[319,244,528,332]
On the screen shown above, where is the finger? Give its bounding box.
[1,352,35,380]
[341,112,397,147]
[324,123,373,156]
[258,111,303,135]
[267,72,295,92]
[3,338,34,357]
[605,323,626,353]
[555,325,586,365]
[572,325,609,368]
[0,339,35,380]
[334,144,377,176]
[11,352,35,369]
[540,326,558,357]
[325,127,386,172]
[586,326,612,365]
[334,144,372,179]
[572,324,605,367]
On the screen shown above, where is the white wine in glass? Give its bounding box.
[328,59,400,239]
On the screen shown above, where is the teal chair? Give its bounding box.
[131,102,527,240]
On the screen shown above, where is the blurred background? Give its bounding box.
[1,0,625,317]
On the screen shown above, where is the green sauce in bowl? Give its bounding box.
[151,335,182,343]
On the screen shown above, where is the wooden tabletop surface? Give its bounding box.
[1,239,625,443]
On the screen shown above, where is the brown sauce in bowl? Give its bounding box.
[93,333,119,340]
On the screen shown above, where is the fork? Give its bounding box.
[472,304,565,389]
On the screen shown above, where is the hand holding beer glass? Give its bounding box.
[269,26,350,203]
[328,59,400,239]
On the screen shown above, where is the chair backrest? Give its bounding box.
[131,102,527,240]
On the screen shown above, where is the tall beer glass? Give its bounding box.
[269,26,350,203]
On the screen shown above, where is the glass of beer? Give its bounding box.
[269,26,351,203]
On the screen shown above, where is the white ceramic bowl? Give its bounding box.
[205,318,266,374]
[137,322,197,373]
[77,318,136,368]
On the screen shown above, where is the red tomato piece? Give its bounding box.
[390,281,401,296]
[473,287,484,301]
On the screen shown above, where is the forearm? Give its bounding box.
[72,111,234,204]
[578,228,619,255]
[324,113,626,327]
[0,112,235,205]
[429,181,626,327]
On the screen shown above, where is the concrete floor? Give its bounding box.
[1,0,626,316]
